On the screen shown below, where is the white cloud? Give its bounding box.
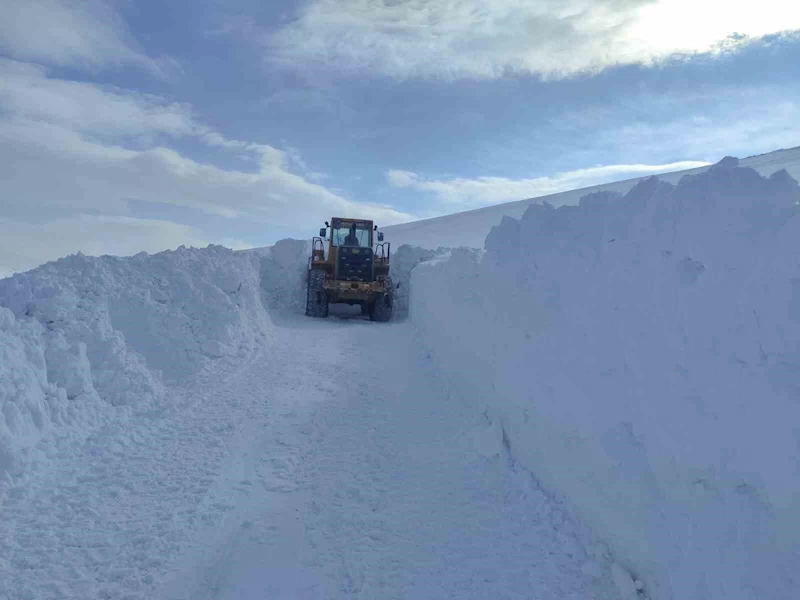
[387,161,710,207]
[1,115,412,224]
[0,60,414,273]
[384,83,800,214]
[0,216,215,277]
[0,59,412,220]
[267,0,800,80]
[549,84,800,165]
[0,60,194,141]
[0,0,165,74]
[386,170,419,187]
[610,101,800,162]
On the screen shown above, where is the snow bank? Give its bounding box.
[0,245,270,383]
[410,158,800,599]
[0,245,271,498]
[0,307,106,498]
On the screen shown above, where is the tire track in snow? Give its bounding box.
[2,311,627,599]
[175,316,624,599]
[158,316,349,600]
[0,318,340,600]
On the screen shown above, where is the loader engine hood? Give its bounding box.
[336,246,374,282]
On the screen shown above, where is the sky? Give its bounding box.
[1,0,800,275]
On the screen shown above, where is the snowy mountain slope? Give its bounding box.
[410,157,800,599]
[383,145,800,249]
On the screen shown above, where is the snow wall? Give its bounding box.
[0,245,272,500]
[391,245,449,320]
[258,238,309,315]
[410,158,800,600]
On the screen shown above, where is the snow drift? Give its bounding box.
[0,245,271,499]
[410,158,800,599]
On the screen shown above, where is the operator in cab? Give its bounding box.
[344,223,360,246]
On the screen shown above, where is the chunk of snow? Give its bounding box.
[202,340,227,358]
[711,155,739,170]
[259,238,309,314]
[45,339,93,400]
[611,563,639,600]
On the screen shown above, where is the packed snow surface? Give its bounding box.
[2,149,800,600]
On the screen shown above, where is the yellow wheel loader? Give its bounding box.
[305,218,393,321]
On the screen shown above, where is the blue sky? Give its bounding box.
[1,0,800,274]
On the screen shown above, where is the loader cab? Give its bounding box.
[323,218,373,282]
[330,219,372,248]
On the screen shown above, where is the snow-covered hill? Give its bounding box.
[384,145,800,249]
[1,148,799,600]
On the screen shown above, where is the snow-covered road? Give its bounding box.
[2,309,623,600]
[165,311,622,600]
[4,153,799,600]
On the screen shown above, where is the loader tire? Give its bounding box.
[305,269,329,318]
[360,302,370,315]
[369,276,393,322]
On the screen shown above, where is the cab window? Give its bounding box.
[332,221,371,247]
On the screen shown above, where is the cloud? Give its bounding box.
[549,84,800,165]
[0,0,165,74]
[0,59,413,221]
[0,60,195,141]
[387,161,710,207]
[1,115,412,224]
[0,216,216,277]
[266,0,800,80]
[386,170,419,187]
[0,60,414,273]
